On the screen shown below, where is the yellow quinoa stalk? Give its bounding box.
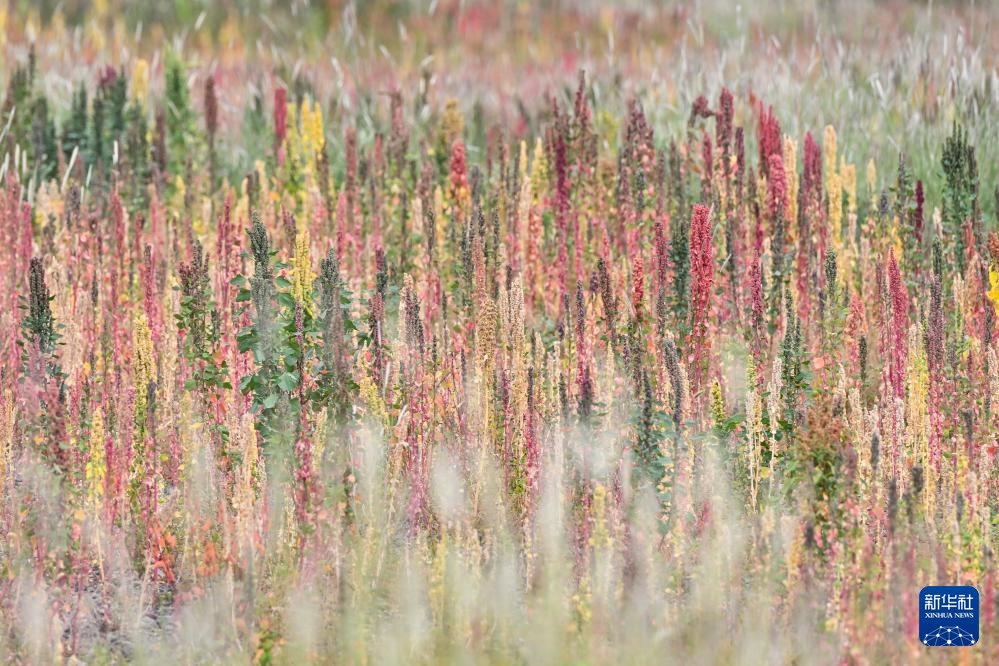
[525,138,548,307]
[590,481,619,633]
[409,194,426,279]
[429,531,448,629]
[570,575,593,636]
[678,364,692,429]
[254,159,272,213]
[848,387,872,506]
[904,323,932,516]
[779,513,802,599]
[292,220,313,311]
[825,550,847,633]
[133,312,156,425]
[517,158,533,270]
[176,390,196,481]
[950,444,974,577]
[710,378,726,432]
[286,101,304,168]
[544,339,562,421]
[170,175,187,217]
[398,274,417,357]
[236,170,252,224]
[866,158,877,202]
[951,272,967,349]
[518,139,529,190]
[986,264,999,314]
[34,181,63,230]
[755,170,768,222]
[824,126,843,255]
[159,291,181,431]
[131,58,149,106]
[476,290,498,374]
[744,356,763,510]
[843,210,860,287]
[504,277,526,370]
[278,489,300,560]
[988,347,999,425]
[503,278,528,462]
[358,369,389,427]
[529,137,548,204]
[301,98,324,174]
[0,388,12,485]
[841,159,857,217]
[85,406,106,511]
[312,408,328,465]
[599,342,616,428]
[231,411,260,544]
[440,99,464,153]
[766,355,784,485]
[433,185,446,258]
[783,136,799,236]
[590,483,612,550]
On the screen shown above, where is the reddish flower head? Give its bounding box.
[768,153,789,218]
[689,204,715,387]
[274,86,288,146]
[758,103,782,176]
[886,251,908,399]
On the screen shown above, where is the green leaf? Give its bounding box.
[263,393,279,409]
[277,372,299,392]
[237,331,258,353]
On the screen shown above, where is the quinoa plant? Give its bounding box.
[0,3,998,663]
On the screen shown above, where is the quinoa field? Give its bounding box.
[1,1,999,663]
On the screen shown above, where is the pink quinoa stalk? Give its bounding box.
[913,179,924,243]
[886,251,908,401]
[105,425,121,522]
[449,138,468,209]
[554,123,570,298]
[803,131,822,206]
[846,291,866,364]
[985,571,996,634]
[141,245,162,342]
[293,428,318,539]
[653,214,670,295]
[716,87,734,168]
[750,251,764,334]
[690,95,713,124]
[405,418,431,534]
[334,190,349,263]
[927,274,945,468]
[877,251,909,480]
[757,103,781,177]
[274,86,288,164]
[204,73,219,139]
[689,204,714,391]
[523,367,541,500]
[701,131,714,197]
[767,152,788,220]
[632,255,645,322]
[735,126,746,200]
